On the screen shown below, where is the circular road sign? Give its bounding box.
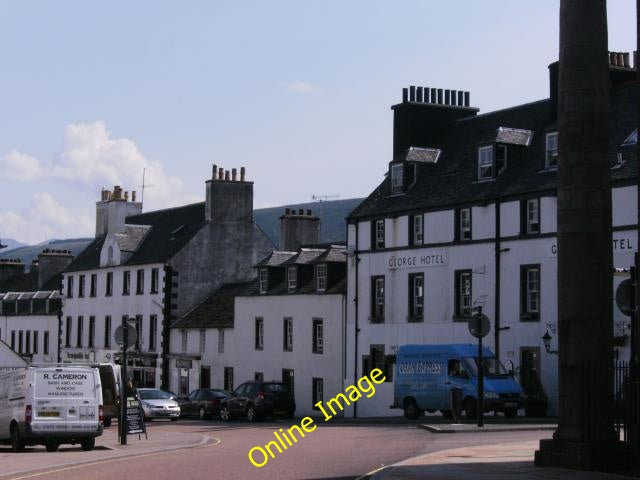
[616,278,634,317]
[468,313,491,339]
[114,324,138,348]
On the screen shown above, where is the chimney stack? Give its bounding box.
[0,258,25,285]
[95,185,143,237]
[38,249,74,290]
[279,208,320,251]
[205,165,253,222]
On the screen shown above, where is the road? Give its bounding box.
[0,419,552,480]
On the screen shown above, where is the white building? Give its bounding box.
[169,210,348,418]
[345,58,637,417]
[61,167,274,388]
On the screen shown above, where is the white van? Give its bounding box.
[0,366,104,452]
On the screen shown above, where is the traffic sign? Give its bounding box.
[115,324,137,348]
[468,313,491,339]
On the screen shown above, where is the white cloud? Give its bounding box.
[287,80,316,93]
[3,121,201,212]
[0,192,93,244]
[2,150,45,180]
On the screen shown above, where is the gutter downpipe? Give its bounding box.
[353,224,360,418]
[494,200,501,370]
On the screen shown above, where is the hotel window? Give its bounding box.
[312,378,324,409]
[90,274,97,297]
[149,315,157,351]
[521,265,541,321]
[456,208,472,241]
[65,317,72,347]
[88,316,95,348]
[370,276,385,323]
[224,367,234,391]
[218,328,225,353]
[521,198,540,235]
[76,316,83,348]
[136,269,144,294]
[409,214,423,246]
[151,268,159,294]
[313,318,323,354]
[478,146,494,180]
[181,329,187,353]
[33,331,38,354]
[106,272,113,296]
[18,331,23,354]
[454,270,472,319]
[134,315,142,350]
[43,331,49,355]
[372,219,385,250]
[25,330,31,354]
[259,268,268,294]
[287,267,297,293]
[104,316,112,348]
[199,329,206,353]
[408,273,424,322]
[122,271,130,295]
[391,163,404,194]
[78,275,85,298]
[283,317,293,351]
[255,318,264,350]
[545,132,558,169]
[67,276,74,298]
[10,330,15,350]
[316,264,327,292]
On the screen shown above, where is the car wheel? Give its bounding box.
[504,408,518,419]
[246,405,258,422]
[219,406,231,421]
[80,438,95,451]
[11,424,25,452]
[403,399,420,420]
[464,398,477,420]
[199,407,206,420]
[45,441,60,452]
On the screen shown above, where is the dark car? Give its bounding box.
[219,381,296,422]
[179,389,231,419]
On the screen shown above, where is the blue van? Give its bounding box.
[393,344,523,419]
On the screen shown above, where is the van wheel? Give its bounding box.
[80,438,95,451]
[403,399,420,420]
[11,424,25,452]
[45,441,60,452]
[464,398,477,420]
[103,416,112,428]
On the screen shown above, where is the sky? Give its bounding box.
[0,1,636,244]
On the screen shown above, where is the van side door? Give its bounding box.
[445,359,472,405]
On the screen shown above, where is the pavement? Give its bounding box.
[366,440,633,479]
[420,422,557,433]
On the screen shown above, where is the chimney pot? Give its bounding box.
[464,91,470,107]
[212,164,217,180]
[240,167,246,181]
[430,88,437,103]
[617,52,624,66]
[416,86,423,102]
[224,170,230,181]
[132,191,137,202]
[609,52,617,66]
[437,89,443,104]
[402,88,408,102]
[409,86,416,102]
[232,168,237,181]
[218,167,224,180]
[457,91,464,106]
[445,90,450,105]
[624,52,630,68]
[450,90,457,106]
[124,191,129,201]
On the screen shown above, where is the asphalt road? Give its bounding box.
[0,419,552,480]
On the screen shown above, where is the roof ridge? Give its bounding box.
[458,98,548,122]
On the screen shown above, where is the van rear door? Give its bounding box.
[32,368,100,434]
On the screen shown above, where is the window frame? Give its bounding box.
[287,266,297,293]
[521,264,541,321]
[545,132,558,169]
[454,269,473,320]
[67,276,74,299]
[78,275,85,298]
[477,145,494,180]
[312,318,323,354]
[370,276,385,323]
[525,198,540,234]
[312,377,323,409]
[90,274,97,297]
[65,317,72,347]
[456,208,472,242]
[106,271,113,297]
[372,219,385,250]
[255,317,264,350]
[390,163,404,194]
[122,271,131,296]
[410,214,424,246]
[104,316,112,349]
[136,269,145,295]
[259,268,268,294]
[150,268,159,294]
[149,315,157,351]
[316,264,327,292]
[283,317,293,351]
[408,273,424,322]
[88,316,95,348]
[33,331,39,354]
[43,331,49,355]
[76,316,83,348]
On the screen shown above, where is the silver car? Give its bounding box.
[137,388,181,421]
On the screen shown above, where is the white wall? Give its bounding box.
[0,314,58,363]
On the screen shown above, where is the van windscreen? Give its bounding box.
[464,357,509,378]
[34,370,96,399]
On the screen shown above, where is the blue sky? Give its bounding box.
[0,1,636,243]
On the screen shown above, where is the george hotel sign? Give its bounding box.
[387,251,448,269]
[548,236,635,258]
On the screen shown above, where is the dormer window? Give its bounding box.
[316,264,327,292]
[545,132,558,169]
[390,163,404,194]
[259,268,268,294]
[287,266,297,293]
[478,145,507,181]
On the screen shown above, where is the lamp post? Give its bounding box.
[541,330,558,355]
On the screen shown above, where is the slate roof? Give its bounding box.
[281,249,325,265]
[348,79,638,221]
[309,246,346,264]
[65,202,206,272]
[114,225,151,252]
[254,251,296,268]
[0,271,62,293]
[172,281,256,329]
[403,147,442,163]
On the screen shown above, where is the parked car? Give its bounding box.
[219,381,295,422]
[179,389,231,419]
[136,388,181,421]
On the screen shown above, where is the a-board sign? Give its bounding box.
[126,405,146,436]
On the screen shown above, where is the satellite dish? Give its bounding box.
[115,324,138,349]
[468,313,491,339]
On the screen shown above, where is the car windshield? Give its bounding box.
[263,383,288,393]
[138,389,173,400]
[463,357,509,378]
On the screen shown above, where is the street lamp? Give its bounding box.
[542,329,558,355]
